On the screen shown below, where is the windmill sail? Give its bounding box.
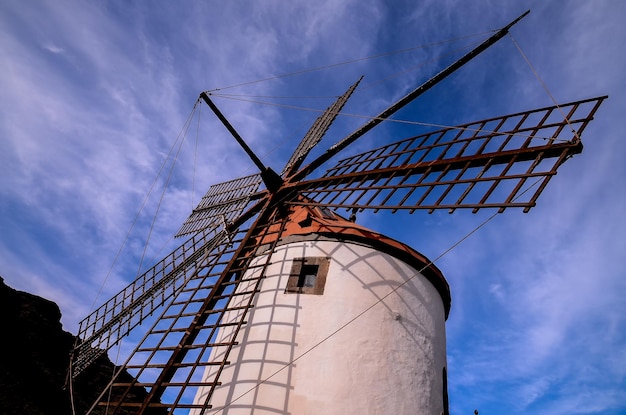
[292,96,606,214]
[72,228,230,377]
[73,191,270,379]
[281,77,362,177]
[176,173,263,238]
[84,200,292,413]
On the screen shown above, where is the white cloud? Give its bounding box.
[0,1,624,414]
[43,43,65,54]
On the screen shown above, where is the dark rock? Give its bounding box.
[0,276,164,415]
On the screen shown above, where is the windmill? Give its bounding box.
[69,10,606,415]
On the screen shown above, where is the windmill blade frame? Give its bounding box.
[281,76,362,178]
[290,96,607,214]
[86,194,294,413]
[72,227,230,377]
[176,173,264,238]
[72,194,270,379]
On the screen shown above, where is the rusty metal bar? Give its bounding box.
[200,92,283,192]
[292,10,530,182]
[452,158,493,213]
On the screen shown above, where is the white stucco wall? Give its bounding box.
[193,237,448,415]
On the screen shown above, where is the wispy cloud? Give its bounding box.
[42,43,65,54]
[0,1,623,414]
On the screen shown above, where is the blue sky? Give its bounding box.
[1,1,624,414]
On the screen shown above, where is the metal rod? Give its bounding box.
[200,92,267,173]
[293,10,530,182]
[201,92,283,192]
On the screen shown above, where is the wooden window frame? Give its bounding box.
[285,257,330,295]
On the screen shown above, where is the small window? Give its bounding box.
[285,257,330,295]
[298,264,319,288]
[317,206,336,219]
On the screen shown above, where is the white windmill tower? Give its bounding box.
[190,201,451,414]
[69,10,606,415]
